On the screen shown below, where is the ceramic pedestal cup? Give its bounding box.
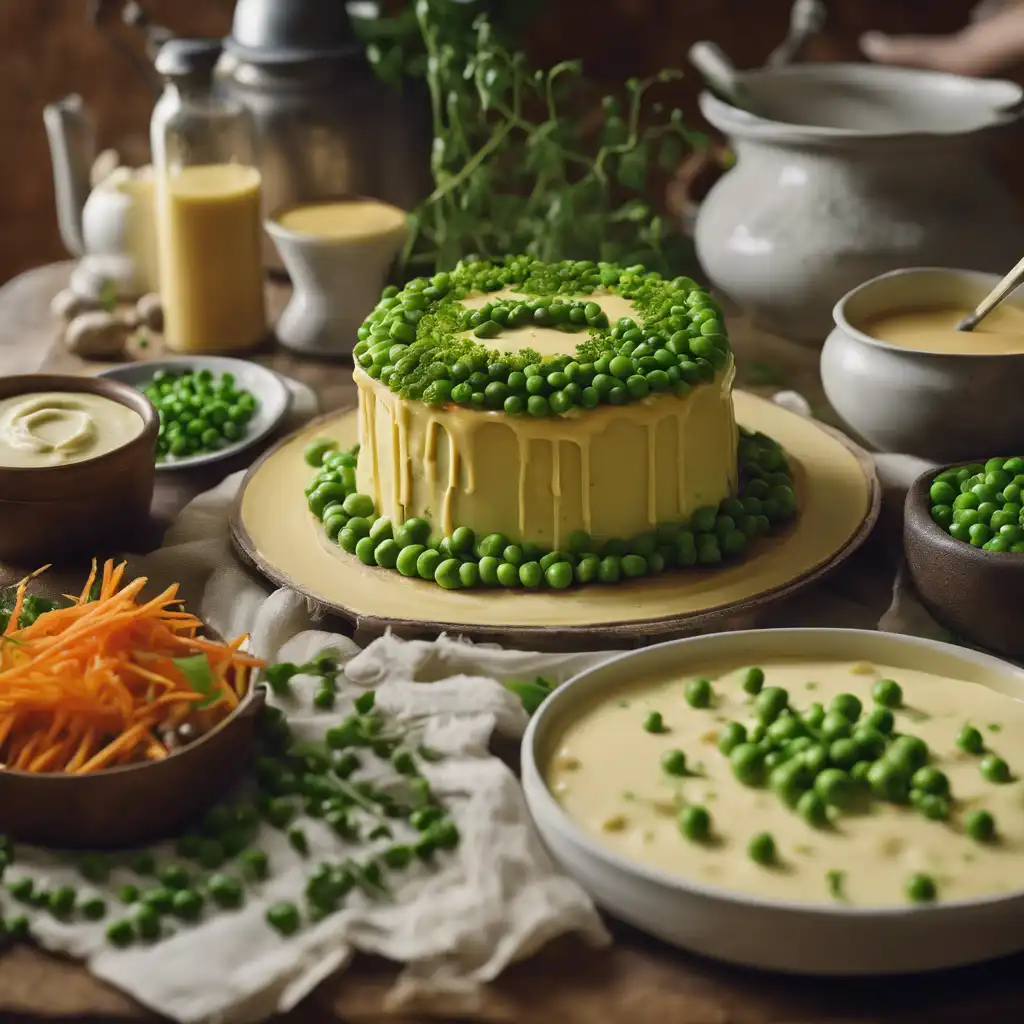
[266,210,408,358]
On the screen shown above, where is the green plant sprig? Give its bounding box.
[403,4,705,275]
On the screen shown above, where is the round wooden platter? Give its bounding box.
[229,391,880,650]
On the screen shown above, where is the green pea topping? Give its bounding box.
[872,678,903,708]
[905,873,937,903]
[980,754,1012,783]
[748,831,776,866]
[171,889,204,921]
[864,706,894,734]
[888,734,929,772]
[643,711,666,733]
[81,897,107,921]
[106,919,136,947]
[867,760,910,803]
[741,667,765,695]
[964,808,996,842]
[661,749,687,776]
[684,677,713,709]
[678,805,711,841]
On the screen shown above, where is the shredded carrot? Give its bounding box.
[0,560,263,774]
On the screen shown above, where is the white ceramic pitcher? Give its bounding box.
[693,63,1024,345]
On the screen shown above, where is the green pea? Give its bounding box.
[747,832,776,866]
[396,543,426,577]
[158,864,191,890]
[171,888,204,921]
[416,548,443,581]
[980,754,1011,783]
[621,553,647,578]
[266,901,302,936]
[964,808,995,842]
[872,678,903,707]
[342,493,375,518]
[827,737,860,770]
[770,760,811,807]
[730,743,764,786]
[830,693,862,723]
[684,677,713,708]
[957,725,984,754]
[852,726,887,761]
[867,760,909,803]
[918,795,950,821]
[519,561,543,587]
[905,873,937,903]
[598,555,621,583]
[304,438,337,467]
[802,702,825,729]
[678,805,711,841]
[717,722,747,756]
[81,897,107,921]
[864,706,894,734]
[661,749,687,776]
[754,686,788,723]
[496,562,520,587]
[814,768,853,807]
[796,790,829,828]
[545,561,574,589]
[106,919,136,947]
[741,667,765,695]
[888,735,929,772]
[643,711,666,733]
[911,766,949,796]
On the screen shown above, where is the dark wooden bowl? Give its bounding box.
[0,677,263,850]
[905,465,1024,659]
[0,374,158,566]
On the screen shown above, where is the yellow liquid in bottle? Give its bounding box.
[158,164,267,354]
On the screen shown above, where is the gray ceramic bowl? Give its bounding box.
[905,464,1024,659]
[820,268,1024,461]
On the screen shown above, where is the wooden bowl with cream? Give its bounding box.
[820,268,1024,461]
[904,464,1024,659]
[0,374,158,566]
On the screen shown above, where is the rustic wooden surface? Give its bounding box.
[1,261,1022,1023]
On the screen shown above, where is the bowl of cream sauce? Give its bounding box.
[820,267,1024,461]
[0,374,158,564]
[522,628,1024,975]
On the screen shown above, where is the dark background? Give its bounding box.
[0,0,996,286]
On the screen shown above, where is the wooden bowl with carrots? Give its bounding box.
[0,560,264,849]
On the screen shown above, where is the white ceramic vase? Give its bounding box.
[694,64,1024,345]
[266,211,408,357]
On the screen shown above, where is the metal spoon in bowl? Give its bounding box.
[956,255,1024,331]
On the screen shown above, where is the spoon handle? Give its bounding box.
[957,255,1024,331]
[688,42,756,112]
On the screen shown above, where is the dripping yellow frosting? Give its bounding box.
[354,357,738,549]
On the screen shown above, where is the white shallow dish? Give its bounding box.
[95,356,291,471]
[521,628,1024,976]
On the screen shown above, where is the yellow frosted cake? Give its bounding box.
[303,257,797,591]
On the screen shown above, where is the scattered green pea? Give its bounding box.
[679,805,711,841]
[905,873,937,903]
[643,710,666,733]
[266,901,301,936]
[684,677,713,709]
[872,678,903,708]
[964,809,996,842]
[661,749,687,776]
[980,754,1012,783]
[741,667,765,695]
[957,725,985,754]
[748,832,776,866]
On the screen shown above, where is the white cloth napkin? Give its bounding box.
[6,386,957,1024]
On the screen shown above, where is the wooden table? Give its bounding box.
[0,262,1018,1024]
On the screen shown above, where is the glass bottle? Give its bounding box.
[150,39,267,354]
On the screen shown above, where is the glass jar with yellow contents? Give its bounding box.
[150,39,267,354]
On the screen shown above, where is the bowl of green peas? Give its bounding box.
[95,357,292,470]
[905,457,1024,658]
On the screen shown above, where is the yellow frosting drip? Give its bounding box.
[354,359,738,548]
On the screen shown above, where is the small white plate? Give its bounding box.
[522,628,1024,976]
[95,357,292,471]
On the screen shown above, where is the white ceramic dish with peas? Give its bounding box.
[95,357,291,470]
[522,628,1024,975]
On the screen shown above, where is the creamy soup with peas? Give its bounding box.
[546,659,1024,907]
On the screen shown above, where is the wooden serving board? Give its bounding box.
[230,393,881,650]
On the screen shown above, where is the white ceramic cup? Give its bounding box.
[266,198,408,358]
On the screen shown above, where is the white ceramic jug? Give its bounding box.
[694,63,1024,344]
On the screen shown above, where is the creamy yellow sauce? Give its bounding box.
[547,659,1024,907]
[861,304,1024,356]
[275,199,407,241]
[460,290,641,359]
[0,392,143,468]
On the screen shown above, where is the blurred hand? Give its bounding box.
[861,4,1024,76]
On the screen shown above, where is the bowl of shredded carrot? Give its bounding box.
[0,559,264,848]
